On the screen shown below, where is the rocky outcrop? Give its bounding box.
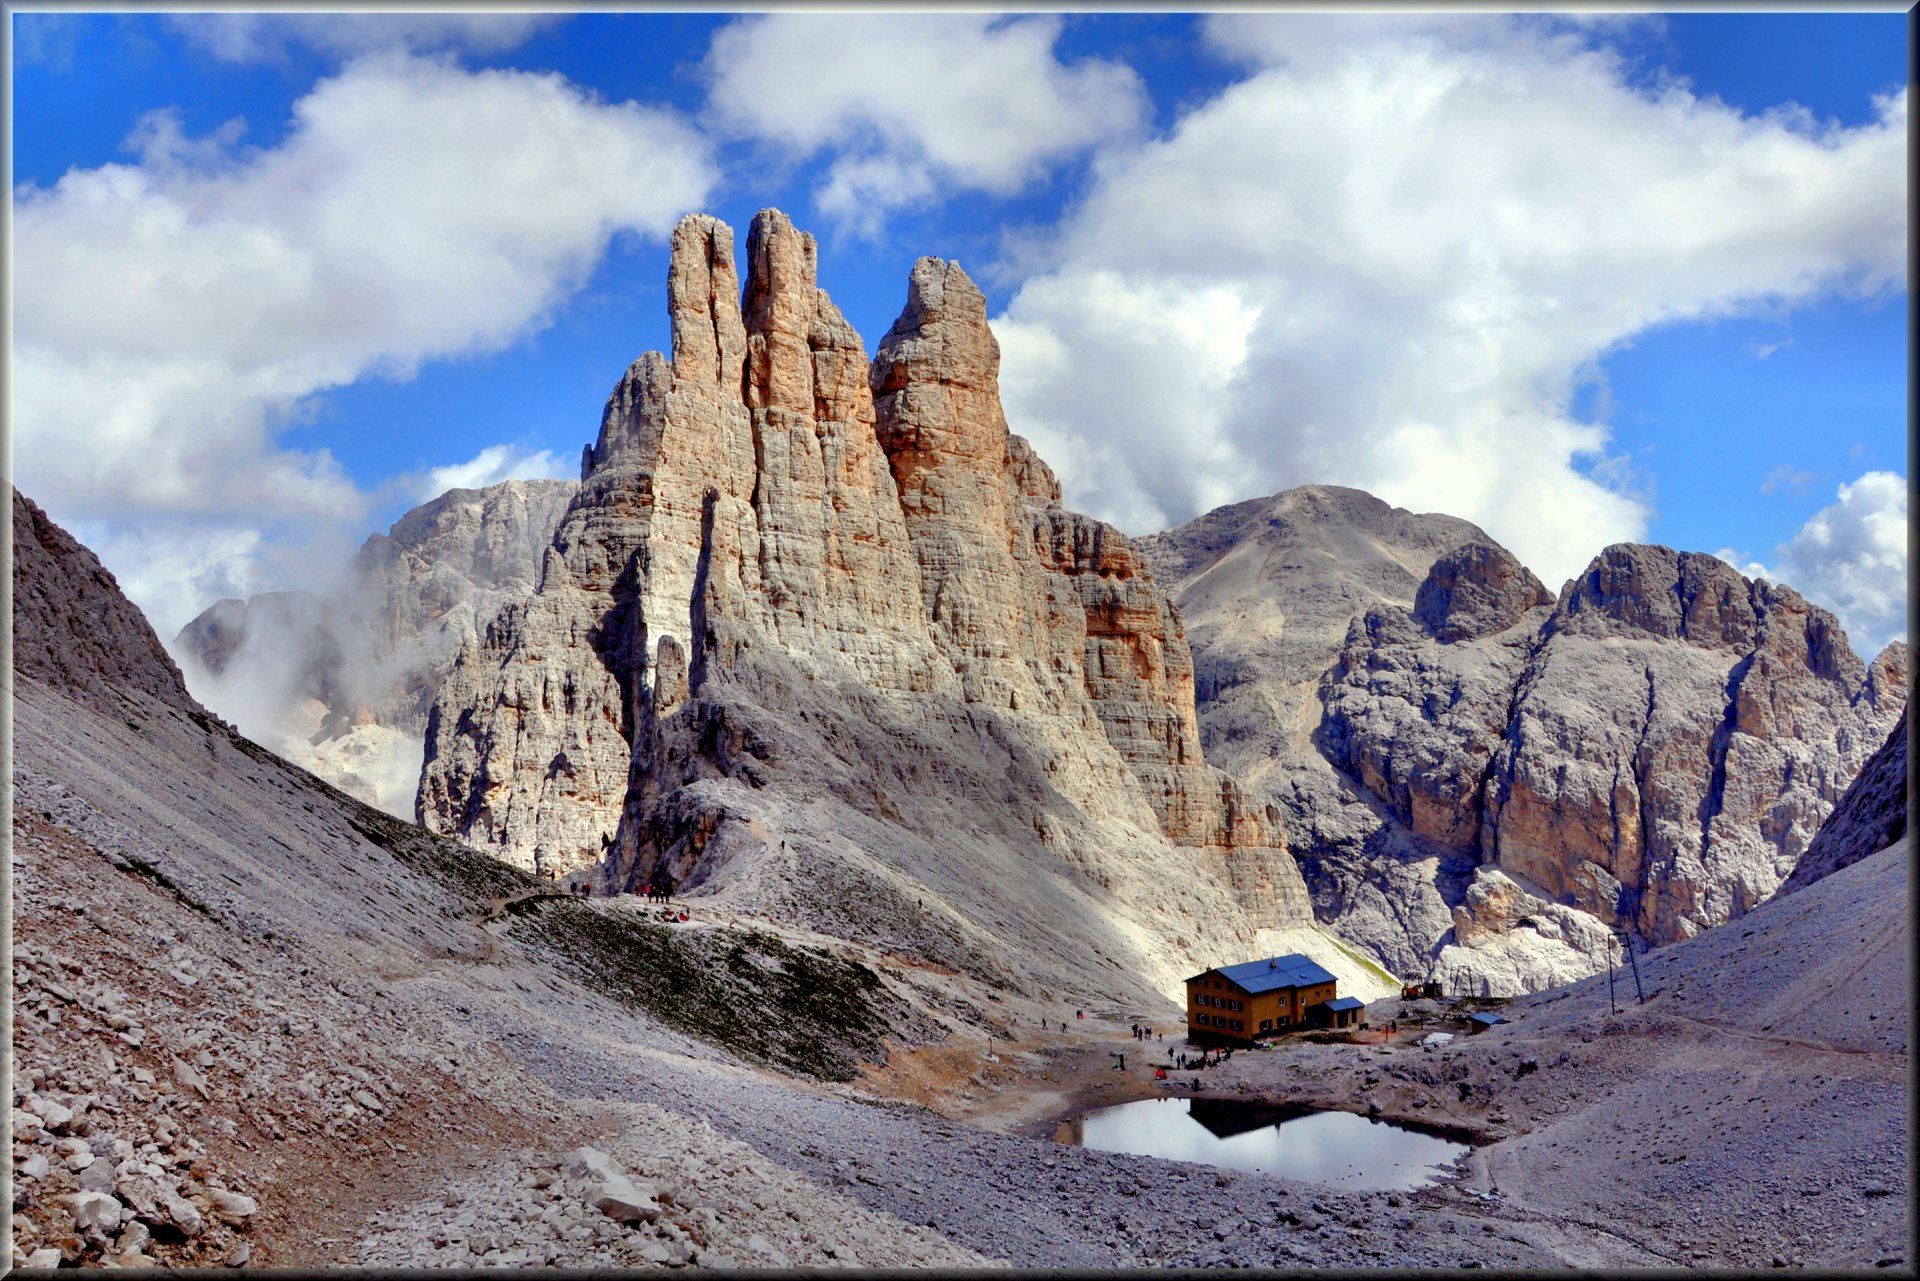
[168,479,575,816]
[421,210,1318,1001]
[349,479,579,731]
[1483,546,1905,945]
[13,488,203,718]
[1777,706,1907,895]
[1147,500,1910,993]
[1321,544,1553,858]
[1138,488,1499,979]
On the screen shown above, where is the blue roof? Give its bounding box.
[1325,996,1365,1011]
[1190,953,1338,994]
[1469,1012,1509,1025]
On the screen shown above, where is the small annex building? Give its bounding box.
[1185,954,1346,1044]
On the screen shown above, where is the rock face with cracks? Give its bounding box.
[420,209,1312,1002]
[170,479,576,816]
[1143,499,1908,995]
[1777,705,1907,896]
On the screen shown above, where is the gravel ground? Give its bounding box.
[12,675,1907,1270]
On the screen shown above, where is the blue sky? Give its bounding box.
[10,10,1910,653]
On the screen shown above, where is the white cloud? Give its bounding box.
[1754,471,1909,655]
[993,16,1906,590]
[417,444,571,503]
[13,51,715,637]
[165,13,565,63]
[704,14,1147,229]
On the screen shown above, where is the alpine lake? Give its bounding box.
[1056,1097,1471,1191]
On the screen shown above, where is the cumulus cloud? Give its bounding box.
[992,15,1906,589]
[13,50,715,637]
[416,444,571,503]
[705,13,1147,232]
[166,13,565,63]
[1731,472,1909,655]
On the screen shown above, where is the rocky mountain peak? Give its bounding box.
[1555,543,1762,650]
[417,208,1315,999]
[1413,541,1554,643]
[12,487,203,718]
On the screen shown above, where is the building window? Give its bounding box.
[1260,1019,1272,1031]
[1231,1019,1243,1031]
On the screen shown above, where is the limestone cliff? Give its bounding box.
[1778,707,1909,895]
[171,478,575,815]
[1137,488,1500,980]
[1479,547,1905,948]
[13,488,203,718]
[420,210,1316,1003]
[1145,501,1909,994]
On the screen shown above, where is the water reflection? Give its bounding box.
[1060,1098,1469,1190]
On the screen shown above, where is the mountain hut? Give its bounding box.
[1184,953,1341,1045]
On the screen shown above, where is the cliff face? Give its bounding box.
[1479,547,1906,946]
[1137,488,1505,981]
[419,210,1316,1002]
[1778,707,1909,895]
[14,488,203,718]
[1146,501,1909,994]
[170,479,576,815]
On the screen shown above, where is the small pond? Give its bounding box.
[1056,1098,1470,1191]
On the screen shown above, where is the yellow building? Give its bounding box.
[1185,954,1361,1044]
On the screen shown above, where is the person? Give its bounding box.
[1130,1022,1139,1038]
[1076,1010,1083,1020]
[1119,1053,1126,1070]
[1167,1047,1174,1061]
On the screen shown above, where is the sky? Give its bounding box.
[10,9,1911,656]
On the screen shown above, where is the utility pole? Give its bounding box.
[1619,928,1646,1005]
[1606,935,1618,1014]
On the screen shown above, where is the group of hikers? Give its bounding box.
[635,880,689,923]
[1170,1045,1230,1070]
[1129,1022,1159,1041]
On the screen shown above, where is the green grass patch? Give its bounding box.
[507,900,896,1082]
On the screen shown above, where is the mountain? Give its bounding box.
[418,210,1373,1006]
[1142,492,1909,992]
[9,483,1013,1265]
[171,478,576,814]
[1779,705,1908,895]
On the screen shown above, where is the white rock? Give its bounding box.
[117,1219,152,1257]
[566,1146,620,1184]
[22,1248,64,1269]
[204,1188,257,1226]
[67,1189,125,1234]
[27,1096,73,1131]
[593,1177,661,1224]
